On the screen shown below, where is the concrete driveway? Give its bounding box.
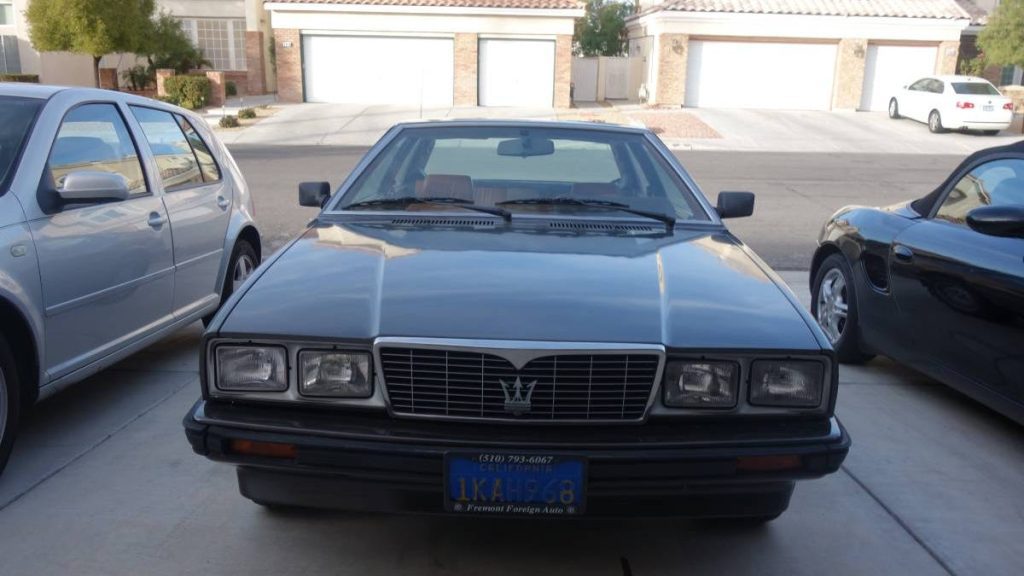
[0,273,1021,576]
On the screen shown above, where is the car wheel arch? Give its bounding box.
[809,243,845,288]
[0,299,40,410]
[236,225,262,264]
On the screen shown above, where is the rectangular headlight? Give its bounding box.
[749,360,824,408]
[299,350,371,398]
[215,345,288,392]
[663,361,739,408]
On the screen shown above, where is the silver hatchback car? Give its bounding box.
[0,84,260,473]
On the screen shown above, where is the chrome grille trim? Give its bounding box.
[373,338,665,424]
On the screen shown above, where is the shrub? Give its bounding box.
[156,95,178,105]
[238,107,257,119]
[226,80,237,97]
[0,74,40,83]
[219,115,240,128]
[121,65,154,91]
[164,74,210,109]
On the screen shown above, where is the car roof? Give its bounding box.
[391,118,652,135]
[0,82,66,99]
[933,75,992,83]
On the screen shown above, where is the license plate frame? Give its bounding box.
[443,451,587,516]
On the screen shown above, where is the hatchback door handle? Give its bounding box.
[893,244,914,262]
[216,195,230,210]
[148,212,166,228]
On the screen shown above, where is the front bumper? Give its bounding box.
[184,399,850,517]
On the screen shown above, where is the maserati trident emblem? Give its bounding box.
[499,376,538,414]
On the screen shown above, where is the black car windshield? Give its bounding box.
[335,126,710,221]
[952,82,1000,95]
[0,96,44,194]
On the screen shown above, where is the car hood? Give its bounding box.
[221,221,822,350]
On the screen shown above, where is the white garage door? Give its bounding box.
[685,41,838,110]
[860,45,938,111]
[479,39,555,107]
[302,35,454,106]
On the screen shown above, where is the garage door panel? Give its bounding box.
[685,41,837,110]
[303,35,454,106]
[860,45,938,111]
[479,39,555,107]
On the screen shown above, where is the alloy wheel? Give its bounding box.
[232,254,256,293]
[816,268,849,345]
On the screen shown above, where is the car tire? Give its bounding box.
[888,99,900,119]
[928,110,946,134]
[0,332,22,477]
[811,254,875,364]
[203,239,259,327]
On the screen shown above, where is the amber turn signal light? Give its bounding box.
[228,439,297,459]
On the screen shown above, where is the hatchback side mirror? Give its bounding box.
[716,191,755,219]
[966,205,1024,238]
[57,170,129,204]
[299,181,331,208]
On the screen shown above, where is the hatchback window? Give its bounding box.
[951,82,1000,96]
[936,159,1024,226]
[130,106,204,191]
[48,103,148,196]
[339,126,709,221]
[0,96,43,193]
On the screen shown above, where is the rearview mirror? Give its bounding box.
[716,191,755,219]
[299,181,331,208]
[496,137,555,158]
[966,205,1024,238]
[57,171,129,204]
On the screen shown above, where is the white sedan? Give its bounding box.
[888,75,1014,135]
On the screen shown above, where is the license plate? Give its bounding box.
[984,105,994,112]
[445,452,586,516]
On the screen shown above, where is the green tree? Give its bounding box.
[141,12,210,74]
[574,0,634,57]
[978,0,1024,68]
[26,0,155,87]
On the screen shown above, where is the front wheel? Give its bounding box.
[812,254,875,363]
[888,99,900,119]
[928,110,946,134]
[203,239,259,327]
[0,332,22,477]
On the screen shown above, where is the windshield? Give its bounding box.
[336,126,710,221]
[0,96,44,193]
[952,82,1000,96]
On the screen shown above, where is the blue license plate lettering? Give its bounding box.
[445,453,586,515]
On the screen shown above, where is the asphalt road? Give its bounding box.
[228,145,966,269]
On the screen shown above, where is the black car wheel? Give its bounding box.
[812,254,875,363]
[0,332,21,476]
[888,99,900,119]
[203,239,259,327]
[928,110,946,134]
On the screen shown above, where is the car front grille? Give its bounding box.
[380,347,660,422]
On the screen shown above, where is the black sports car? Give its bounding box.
[812,140,1024,424]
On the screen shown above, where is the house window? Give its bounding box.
[1,35,19,74]
[180,18,246,71]
[0,2,13,26]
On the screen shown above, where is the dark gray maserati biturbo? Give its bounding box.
[184,121,849,521]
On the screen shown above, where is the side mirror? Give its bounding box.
[716,191,755,219]
[966,205,1024,238]
[299,181,331,208]
[57,171,129,204]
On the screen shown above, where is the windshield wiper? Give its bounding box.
[343,196,511,221]
[497,197,675,231]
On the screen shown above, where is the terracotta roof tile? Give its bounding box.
[267,0,584,9]
[643,0,970,19]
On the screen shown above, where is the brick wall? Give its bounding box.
[454,33,478,106]
[654,34,688,106]
[245,30,267,95]
[554,35,572,108]
[832,39,867,111]
[275,28,303,103]
[937,41,960,75]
